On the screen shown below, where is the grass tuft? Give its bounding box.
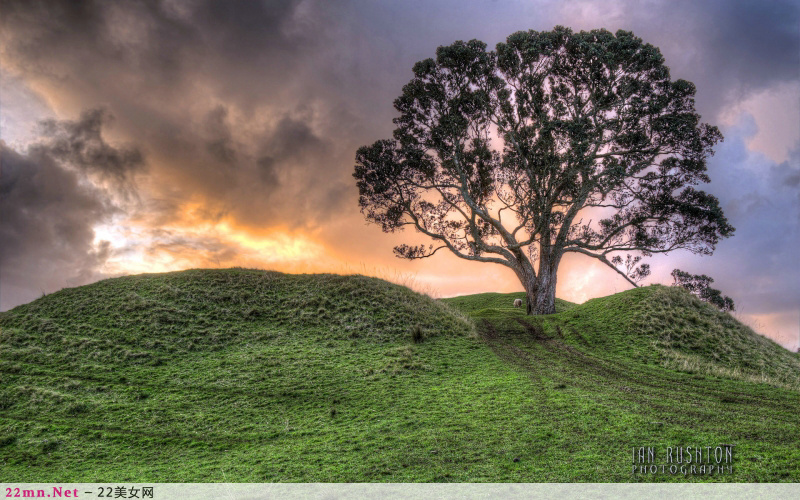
[411,325,424,344]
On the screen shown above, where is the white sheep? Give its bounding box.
[513,298,523,308]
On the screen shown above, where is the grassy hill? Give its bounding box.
[1,269,798,482]
[457,285,800,390]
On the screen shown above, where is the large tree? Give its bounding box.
[354,27,734,314]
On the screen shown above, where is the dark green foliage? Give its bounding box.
[40,440,61,454]
[355,26,733,313]
[411,325,424,343]
[612,254,651,284]
[671,269,735,311]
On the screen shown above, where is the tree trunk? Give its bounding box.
[518,252,559,315]
[512,247,560,315]
[523,269,557,315]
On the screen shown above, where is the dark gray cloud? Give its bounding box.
[0,109,145,309]
[701,0,799,88]
[698,119,800,315]
[204,106,237,166]
[0,151,97,306]
[597,0,800,117]
[0,0,312,94]
[0,0,356,231]
[37,108,144,191]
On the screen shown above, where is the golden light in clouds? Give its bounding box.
[94,210,334,278]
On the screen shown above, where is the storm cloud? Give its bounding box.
[0,110,144,309]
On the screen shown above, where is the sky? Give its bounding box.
[1,0,798,350]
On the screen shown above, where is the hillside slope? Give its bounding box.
[444,285,800,390]
[563,285,799,390]
[1,270,798,482]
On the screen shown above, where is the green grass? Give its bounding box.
[441,291,577,315]
[1,269,798,481]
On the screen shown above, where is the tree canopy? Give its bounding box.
[354,26,734,314]
[671,269,735,312]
